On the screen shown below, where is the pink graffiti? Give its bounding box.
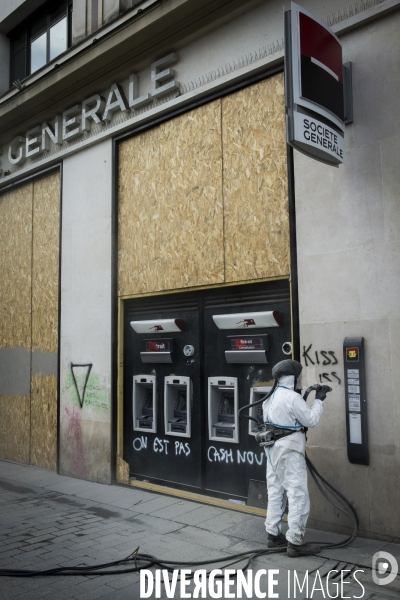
[65,406,88,477]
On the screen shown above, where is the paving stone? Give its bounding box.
[148,499,200,521]
[71,586,119,600]
[375,541,400,562]
[168,525,234,551]
[6,583,62,600]
[107,495,158,511]
[267,549,342,575]
[125,496,179,515]
[100,572,140,590]
[0,541,28,551]
[96,579,142,598]
[132,513,185,534]
[195,510,253,533]
[226,515,270,545]
[77,575,118,591]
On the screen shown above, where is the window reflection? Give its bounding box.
[31,32,47,73]
[50,17,67,61]
[14,50,27,81]
[10,1,71,84]
[30,14,47,40]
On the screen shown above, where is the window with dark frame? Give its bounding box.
[9,0,72,88]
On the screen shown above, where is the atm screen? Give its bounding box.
[142,389,153,415]
[217,393,234,423]
[214,391,235,435]
[174,391,187,419]
[251,403,264,433]
[221,395,233,416]
[176,391,187,412]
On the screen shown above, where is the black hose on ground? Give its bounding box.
[305,454,358,548]
[1,387,359,578]
[0,461,359,578]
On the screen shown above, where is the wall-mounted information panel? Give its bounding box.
[225,335,269,364]
[140,339,174,363]
[123,280,292,502]
[343,337,369,465]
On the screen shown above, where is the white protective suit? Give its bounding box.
[262,374,323,545]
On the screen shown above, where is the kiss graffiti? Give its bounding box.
[302,344,341,384]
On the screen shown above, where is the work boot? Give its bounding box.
[267,533,287,548]
[287,542,321,557]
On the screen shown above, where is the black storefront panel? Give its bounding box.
[124,292,202,489]
[123,280,291,501]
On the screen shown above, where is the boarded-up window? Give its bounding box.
[0,171,60,469]
[118,74,289,297]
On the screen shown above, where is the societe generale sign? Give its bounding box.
[285,3,346,166]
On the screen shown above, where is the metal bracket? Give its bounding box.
[343,62,353,124]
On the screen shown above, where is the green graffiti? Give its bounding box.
[64,371,109,411]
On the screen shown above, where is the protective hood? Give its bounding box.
[278,374,295,390]
[272,359,302,380]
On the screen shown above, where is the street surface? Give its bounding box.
[0,459,399,599]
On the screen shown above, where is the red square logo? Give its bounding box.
[346,347,359,362]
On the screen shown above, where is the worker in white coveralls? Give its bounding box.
[256,359,330,557]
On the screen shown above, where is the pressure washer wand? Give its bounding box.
[302,383,332,402]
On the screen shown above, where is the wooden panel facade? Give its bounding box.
[0,184,33,349]
[118,74,290,297]
[0,172,60,469]
[32,173,60,354]
[0,395,31,464]
[222,74,290,282]
[118,99,225,295]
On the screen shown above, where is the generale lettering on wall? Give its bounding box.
[1,53,179,173]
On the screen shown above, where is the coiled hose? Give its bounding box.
[0,385,358,578]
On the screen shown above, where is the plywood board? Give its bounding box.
[32,172,60,354]
[222,74,290,282]
[30,171,60,471]
[118,99,224,296]
[30,374,57,471]
[0,183,33,349]
[0,394,30,463]
[116,453,130,484]
[0,171,60,469]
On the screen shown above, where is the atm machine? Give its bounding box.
[164,376,191,437]
[203,281,292,502]
[132,375,157,432]
[248,386,272,436]
[208,377,238,442]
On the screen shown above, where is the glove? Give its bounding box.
[255,429,274,447]
[315,385,332,401]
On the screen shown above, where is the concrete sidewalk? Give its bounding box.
[0,459,399,600]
